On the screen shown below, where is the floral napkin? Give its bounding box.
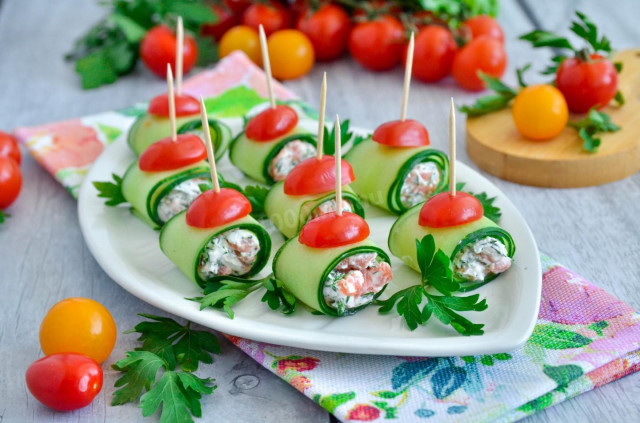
[14,51,640,422]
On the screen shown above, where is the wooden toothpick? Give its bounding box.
[176,16,184,96]
[449,97,456,196]
[316,72,327,160]
[200,97,220,193]
[258,25,276,109]
[167,64,177,142]
[400,32,415,122]
[335,115,342,216]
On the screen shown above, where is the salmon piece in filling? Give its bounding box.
[198,228,260,279]
[400,162,441,208]
[269,140,316,182]
[453,236,512,282]
[308,199,353,221]
[157,177,208,223]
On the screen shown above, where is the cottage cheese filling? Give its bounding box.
[198,228,261,279]
[308,199,353,221]
[157,177,208,223]
[453,237,512,282]
[269,140,316,182]
[400,162,441,208]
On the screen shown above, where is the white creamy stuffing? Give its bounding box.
[198,228,260,279]
[157,177,208,223]
[308,199,353,221]
[269,140,316,182]
[400,162,441,208]
[453,237,512,281]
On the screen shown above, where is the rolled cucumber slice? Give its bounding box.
[229,127,316,185]
[127,113,198,155]
[388,205,515,291]
[264,181,365,238]
[177,119,233,160]
[160,213,271,288]
[344,138,449,214]
[273,239,390,316]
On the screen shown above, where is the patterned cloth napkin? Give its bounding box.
[15,51,640,422]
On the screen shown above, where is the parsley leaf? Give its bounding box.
[93,173,127,206]
[469,191,502,223]
[323,119,354,156]
[243,185,269,220]
[416,236,457,296]
[0,210,9,225]
[262,277,297,315]
[112,351,165,405]
[568,109,620,153]
[459,68,529,117]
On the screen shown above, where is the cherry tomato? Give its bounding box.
[284,156,355,196]
[452,36,506,91]
[463,15,504,44]
[296,4,351,62]
[349,16,405,71]
[219,25,262,66]
[26,353,103,411]
[246,105,299,141]
[419,192,483,228]
[267,29,315,80]
[242,1,292,36]
[512,84,569,140]
[186,188,252,228]
[201,4,237,41]
[0,131,21,164]
[556,55,618,113]
[148,93,201,117]
[140,25,198,79]
[299,212,370,248]
[0,156,21,209]
[139,134,207,172]
[224,0,252,17]
[39,298,117,364]
[406,26,457,83]
[372,120,430,147]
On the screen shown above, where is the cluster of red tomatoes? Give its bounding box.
[0,131,22,213]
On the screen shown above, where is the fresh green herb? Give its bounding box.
[438,182,502,223]
[568,109,620,153]
[323,119,354,156]
[459,66,530,116]
[93,173,127,206]
[417,0,499,25]
[243,185,270,220]
[0,210,9,225]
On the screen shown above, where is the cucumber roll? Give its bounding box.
[177,118,233,161]
[344,120,449,214]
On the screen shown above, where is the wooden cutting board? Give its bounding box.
[466,49,640,188]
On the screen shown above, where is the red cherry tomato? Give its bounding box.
[140,25,198,79]
[242,2,292,36]
[556,55,618,113]
[452,37,506,91]
[284,156,355,196]
[201,4,237,41]
[372,120,430,147]
[463,15,504,44]
[419,192,483,228]
[296,4,351,62]
[349,16,405,71]
[224,0,252,16]
[245,105,298,141]
[0,131,21,164]
[0,156,21,209]
[139,134,207,172]
[406,26,457,83]
[186,188,252,228]
[25,353,103,412]
[299,212,370,248]
[148,93,201,117]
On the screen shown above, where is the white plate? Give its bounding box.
[78,126,541,357]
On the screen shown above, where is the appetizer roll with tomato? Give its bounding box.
[273,212,392,316]
[345,120,449,214]
[160,188,271,287]
[389,192,515,291]
[230,105,317,184]
[264,156,365,238]
[177,118,232,160]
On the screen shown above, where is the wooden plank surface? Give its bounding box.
[0,0,639,422]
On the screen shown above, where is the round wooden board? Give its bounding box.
[466,49,640,188]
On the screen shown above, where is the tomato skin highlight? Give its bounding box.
[296,4,351,61]
[419,192,483,228]
[147,93,201,117]
[26,353,103,412]
[0,156,22,209]
[452,36,506,91]
[219,25,262,65]
[284,156,355,196]
[372,119,430,147]
[349,16,405,71]
[555,55,618,113]
[512,84,569,140]
[267,29,315,80]
[186,188,252,228]
[407,26,457,83]
[299,212,370,248]
[463,15,504,44]
[245,105,299,141]
[140,25,198,79]
[242,2,292,36]
[0,131,21,164]
[139,134,207,172]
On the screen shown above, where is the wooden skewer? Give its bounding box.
[200,97,220,193]
[449,97,456,196]
[316,72,327,161]
[176,16,184,96]
[400,32,415,122]
[258,25,276,109]
[167,64,177,142]
[335,115,342,216]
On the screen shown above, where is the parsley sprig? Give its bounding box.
[377,235,488,336]
[568,109,620,153]
[112,314,220,423]
[438,183,502,223]
[94,173,127,206]
[0,210,9,225]
[459,65,530,117]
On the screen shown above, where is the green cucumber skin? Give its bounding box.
[177,119,233,160]
[264,182,365,238]
[272,238,390,316]
[388,206,515,290]
[229,127,315,185]
[160,213,272,288]
[344,138,449,214]
[127,113,197,156]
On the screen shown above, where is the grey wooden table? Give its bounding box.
[1,0,639,421]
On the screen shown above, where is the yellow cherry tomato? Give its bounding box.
[219,25,262,66]
[39,298,117,364]
[512,84,569,140]
[267,29,315,80]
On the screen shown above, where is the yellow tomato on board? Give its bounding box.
[219,25,262,66]
[39,298,117,364]
[512,84,569,140]
[267,29,315,80]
